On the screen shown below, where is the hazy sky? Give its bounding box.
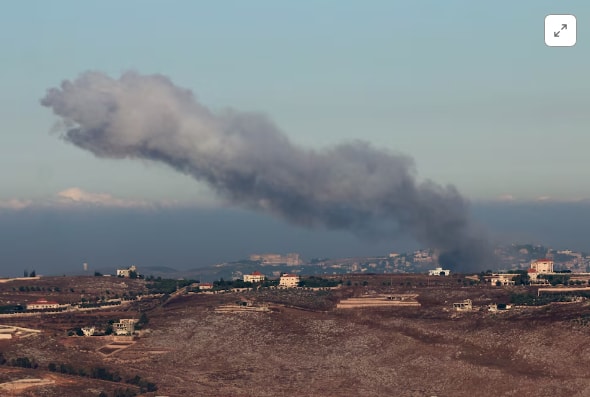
[1,1,588,205]
[0,2,589,275]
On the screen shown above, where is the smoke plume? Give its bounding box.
[41,71,493,271]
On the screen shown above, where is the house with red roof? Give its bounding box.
[26,298,62,310]
[244,271,265,283]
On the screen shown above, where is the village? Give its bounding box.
[2,257,590,396]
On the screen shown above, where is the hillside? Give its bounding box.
[1,274,590,396]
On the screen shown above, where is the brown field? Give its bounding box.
[1,274,590,396]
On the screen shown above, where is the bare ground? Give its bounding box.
[2,276,590,396]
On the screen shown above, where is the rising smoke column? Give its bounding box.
[41,71,493,271]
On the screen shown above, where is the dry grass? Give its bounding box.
[2,276,590,396]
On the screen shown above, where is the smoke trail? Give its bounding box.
[41,71,493,271]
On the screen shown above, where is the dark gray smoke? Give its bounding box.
[41,71,493,271]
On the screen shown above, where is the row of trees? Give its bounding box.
[47,362,157,393]
[298,276,340,288]
[0,352,156,395]
[510,291,590,306]
[0,354,38,369]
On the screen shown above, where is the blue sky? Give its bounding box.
[1,1,588,206]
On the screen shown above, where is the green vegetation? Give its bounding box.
[146,277,196,294]
[134,312,148,330]
[10,356,38,369]
[298,276,340,288]
[506,270,530,285]
[45,361,156,394]
[125,374,157,392]
[511,291,590,306]
[0,304,24,314]
[213,278,253,290]
[538,274,571,286]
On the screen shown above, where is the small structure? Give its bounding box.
[116,265,138,278]
[488,303,512,312]
[279,274,300,288]
[26,298,62,310]
[428,267,451,276]
[81,327,96,336]
[337,294,421,309]
[490,274,516,286]
[113,319,136,336]
[199,282,213,290]
[244,271,265,283]
[453,299,473,311]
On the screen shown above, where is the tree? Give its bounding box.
[30,270,36,277]
[23,270,28,277]
[94,271,103,277]
[128,270,138,279]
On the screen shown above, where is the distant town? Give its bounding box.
[3,242,590,396]
[166,243,590,282]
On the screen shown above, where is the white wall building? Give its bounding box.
[113,319,136,336]
[279,274,300,288]
[116,265,138,278]
[530,259,554,274]
[26,298,62,310]
[428,267,451,276]
[490,274,516,286]
[453,299,473,311]
[244,271,265,283]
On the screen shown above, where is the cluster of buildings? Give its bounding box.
[249,253,302,266]
[196,271,301,291]
[486,258,590,286]
[81,318,137,337]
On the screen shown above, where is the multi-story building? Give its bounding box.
[244,271,265,283]
[530,259,554,273]
[279,274,300,288]
[113,319,136,336]
[116,265,138,278]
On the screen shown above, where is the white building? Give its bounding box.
[113,319,136,336]
[244,271,265,283]
[490,274,516,286]
[26,298,62,310]
[81,327,96,336]
[530,259,554,274]
[453,299,473,311]
[116,265,138,278]
[199,282,213,290]
[428,267,451,276]
[279,274,300,288]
